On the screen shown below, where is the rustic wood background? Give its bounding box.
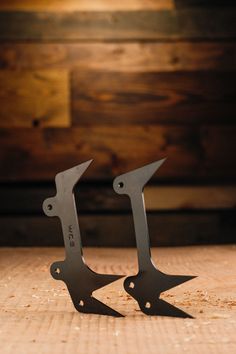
[0,0,235,246]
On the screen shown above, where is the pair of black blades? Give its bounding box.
[43,159,196,318]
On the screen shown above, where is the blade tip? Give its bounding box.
[156,157,167,167]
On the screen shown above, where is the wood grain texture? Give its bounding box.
[0,42,235,72]
[0,212,235,246]
[0,126,235,182]
[0,9,236,41]
[72,71,236,125]
[0,71,70,128]
[0,0,173,11]
[0,184,236,214]
[0,246,235,353]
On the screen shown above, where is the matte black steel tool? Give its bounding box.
[113,159,196,318]
[43,160,124,317]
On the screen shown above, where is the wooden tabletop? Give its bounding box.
[0,246,235,353]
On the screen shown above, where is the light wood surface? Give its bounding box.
[0,71,70,128]
[0,246,235,353]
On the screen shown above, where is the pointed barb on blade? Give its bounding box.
[74,296,124,317]
[141,298,194,318]
[55,159,93,191]
[161,274,197,293]
[113,158,166,194]
[92,273,124,292]
[135,158,167,185]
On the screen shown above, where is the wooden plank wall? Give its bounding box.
[0,0,235,246]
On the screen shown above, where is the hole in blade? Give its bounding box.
[55,268,60,274]
[129,282,135,288]
[79,300,84,307]
[145,302,151,309]
[118,182,124,188]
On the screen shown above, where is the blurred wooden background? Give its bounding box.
[0,0,235,246]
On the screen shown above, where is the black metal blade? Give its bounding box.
[114,159,196,318]
[43,161,125,317]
